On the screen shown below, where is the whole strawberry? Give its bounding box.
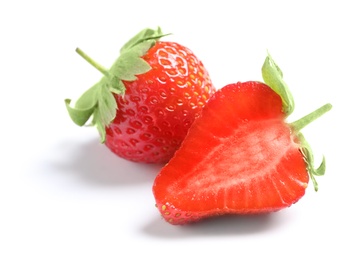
[153,54,332,224]
[65,28,215,163]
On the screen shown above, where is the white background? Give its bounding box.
[1,0,362,259]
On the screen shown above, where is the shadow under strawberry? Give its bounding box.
[142,210,295,238]
[47,137,162,186]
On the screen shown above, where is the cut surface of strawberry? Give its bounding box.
[65,28,215,163]
[153,55,332,225]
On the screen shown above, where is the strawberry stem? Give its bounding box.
[290,103,332,131]
[75,48,108,76]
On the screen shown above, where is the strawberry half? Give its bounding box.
[65,27,215,163]
[152,54,332,225]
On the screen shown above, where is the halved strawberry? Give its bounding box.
[65,27,215,163]
[152,54,332,225]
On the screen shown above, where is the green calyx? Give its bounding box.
[65,27,169,142]
[262,52,295,116]
[261,53,332,191]
[290,104,332,191]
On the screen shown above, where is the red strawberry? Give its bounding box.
[152,54,332,224]
[65,27,215,163]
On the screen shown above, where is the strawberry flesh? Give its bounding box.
[153,81,309,224]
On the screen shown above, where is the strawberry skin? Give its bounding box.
[105,41,214,163]
[153,81,328,225]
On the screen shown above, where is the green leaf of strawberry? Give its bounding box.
[291,104,332,191]
[262,52,295,116]
[120,27,164,53]
[65,27,216,163]
[153,54,332,224]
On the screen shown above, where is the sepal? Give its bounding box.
[65,98,95,126]
[65,79,117,142]
[65,82,99,126]
[262,52,295,116]
[297,132,326,192]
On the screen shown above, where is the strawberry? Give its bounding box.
[152,54,332,225]
[65,27,215,163]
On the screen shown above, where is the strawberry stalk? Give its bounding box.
[290,103,332,132]
[75,48,108,76]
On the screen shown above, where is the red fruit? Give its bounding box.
[153,55,332,225]
[65,28,215,163]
